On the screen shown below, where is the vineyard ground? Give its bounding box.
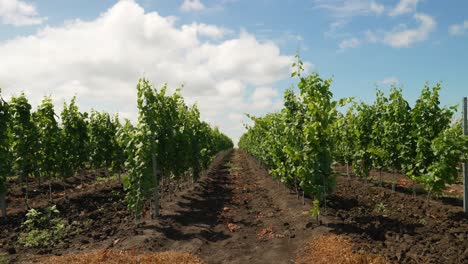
[0,150,467,263]
[334,164,464,200]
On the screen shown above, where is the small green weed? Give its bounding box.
[225,162,240,171]
[0,253,8,264]
[18,205,72,248]
[374,202,387,215]
[309,199,321,223]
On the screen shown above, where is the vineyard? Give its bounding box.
[0,66,467,264]
[0,79,233,221]
[239,56,468,203]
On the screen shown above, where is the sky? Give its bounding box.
[0,0,467,143]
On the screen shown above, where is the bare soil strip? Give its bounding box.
[110,150,317,264]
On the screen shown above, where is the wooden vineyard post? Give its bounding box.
[463,97,467,213]
[0,192,6,217]
[152,154,160,218]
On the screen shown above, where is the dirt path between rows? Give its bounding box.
[111,150,316,264]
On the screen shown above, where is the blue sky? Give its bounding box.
[0,0,467,142]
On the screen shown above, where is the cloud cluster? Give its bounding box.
[383,13,435,48]
[313,0,384,18]
[377,77,400,86]
[389,0,421,17]
[251,87,280,110]
[361,13,436,48]
[315,0,423,19]
[0,0,294,143]
[316,0,435,50]
[449,20,468,36]
[180,0,206,12]
[339,37,360,50]
[0,0,44,25]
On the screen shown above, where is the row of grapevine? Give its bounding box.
[333,85,468,196]
[0,79,233,218]
[239,57,468,208]
[239,56,345,202]
[0,90,9,217]
[124,79,232,219]
[0,91,125,213]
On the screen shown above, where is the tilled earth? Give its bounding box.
[109,150,316,264]
[0,150,467,263]
[327,177,468,264]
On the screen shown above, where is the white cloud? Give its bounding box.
[365,30,379,43]
[180,0,205,12]
[377,77,400,86]
[0,0,45,26]
[282,32,303,42]
[216,80,245,97]
[228,112,244,123]
[360,13,435,48]
[329,20,348,32]
[181,22,228,39]
[314,0,384,42]
[324,19,354,40]
[449,20,468,36]
[370,1,385,14]
[313,0,385,18]
[269,31,306,50]
[383,13,435,48]
[389,0,421,17]
[251,86,279,110]
[339,37,360,50]
[0,0,295,144]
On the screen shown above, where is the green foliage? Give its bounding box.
[309,199,320,222]
[9,93,39,181]
[382,87,412,173]
[96,173,128,184]
[112,115,127,176]
[60,97,89,178]
[240,56,340,201]
[422,125,467,193]
[239,112,288,182]
[242,58,465,199]
[0,89,11,194]
[351,102,374,179]
[418,218,427,225]
[331,107,355,168]
[18,205,71,248]
[2,82,232,219]
[335,83,464,195]
[408,84,454,184]
[297,72,338,197]
[374,202,387,215]
[125,79,232,218]
[34,97,60,181]
[0,253,7,264]
[369,90,388,173]
[88,111,116,171]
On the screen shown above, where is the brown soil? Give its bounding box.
[1,150,466,264]
[108,150,318,264]
[327,176,468,264]
[334,164,464,200]
[5,172,105,215]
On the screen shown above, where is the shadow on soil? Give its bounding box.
[152,158,234,243]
